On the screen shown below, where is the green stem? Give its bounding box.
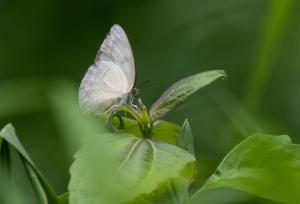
[111,105,142,124]
[109,105,146,136]
[138,99,153,138]
[244,0,295,110]
[110,104,153,138]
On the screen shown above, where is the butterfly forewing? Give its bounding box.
[79,24,135,114]
[96,25,135,91]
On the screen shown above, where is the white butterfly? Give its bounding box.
[79,24,136,114]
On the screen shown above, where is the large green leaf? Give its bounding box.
[0,124,60,204]
[69,133,195,204]
[190,133,300,203]
[131,177,189,204]
[149,70,226,121]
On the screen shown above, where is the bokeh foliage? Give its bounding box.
[1,0,300,203]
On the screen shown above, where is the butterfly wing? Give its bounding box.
[96,24,135,88]
[79,24,135,114]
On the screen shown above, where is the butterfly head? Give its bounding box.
[114,96,127,105]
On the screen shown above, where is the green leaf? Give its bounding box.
[69,133,195,204]
[149,70,226,121]
[0,124,34,165]
[58,192,69,204]
[109,114,143,137]
[0,140,11,188]
[177,119,194,155]
[152,120,180,145]
[0,124,60,204]
[0,140,11,170]
[110,114,181,145]
[187,188,256,204]
[131,177,189,204]
[115,136,195,199]
[191,133,300,203]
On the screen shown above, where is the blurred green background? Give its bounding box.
[1,0,300,203]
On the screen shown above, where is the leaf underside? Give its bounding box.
[0,124,60,204]
[150,70,226,121]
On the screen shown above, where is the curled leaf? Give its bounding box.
[109,114,181,145]
[0,124,60,204]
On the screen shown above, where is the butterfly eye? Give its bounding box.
[115,97,122,103]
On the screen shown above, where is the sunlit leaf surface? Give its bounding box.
[69,133,195,204]
[132,177,189,204]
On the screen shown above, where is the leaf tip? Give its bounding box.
[1,123,15,134]
[215,69,227,80]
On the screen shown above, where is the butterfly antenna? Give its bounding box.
[137,79,151,89]
[137,80,166,90]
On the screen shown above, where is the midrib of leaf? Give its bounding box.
[116,138,157,187]
[168,182,180,203]
[136,140,156,187]
[116,138,142,174]
[157,93,186,110]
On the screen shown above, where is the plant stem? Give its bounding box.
[111,105,142,125]
[110,103,153,138]
[138,99,153,138]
